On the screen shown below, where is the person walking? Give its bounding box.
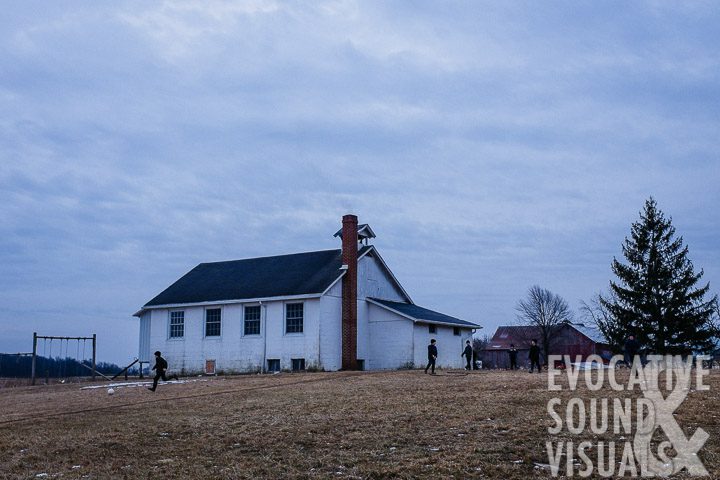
[462,340,473,370]
[424,339,438,374]
[508,344,518,370]
[624,335,640,367]
[528,340,542,374]
[148,351,178,392]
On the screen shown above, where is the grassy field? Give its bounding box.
[1,368,719,479]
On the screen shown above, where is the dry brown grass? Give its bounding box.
[1,369,719,479]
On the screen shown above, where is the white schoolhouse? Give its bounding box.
[134,215,480,373]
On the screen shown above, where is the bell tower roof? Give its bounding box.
[333,223,376,244]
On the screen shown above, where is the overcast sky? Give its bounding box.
[1,1,718,364]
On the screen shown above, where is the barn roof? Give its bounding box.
[140,246,374,310]
[486,326,541,350]
[367,298,480,328]
[485,323,608,350]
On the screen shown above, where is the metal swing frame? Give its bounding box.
[31,332,96,385]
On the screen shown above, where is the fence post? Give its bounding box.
[31,332,37,386]
[92,334,97,382]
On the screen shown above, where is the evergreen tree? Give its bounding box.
[600,198,718,354]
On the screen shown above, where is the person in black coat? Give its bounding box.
[148,351,179,392]
[425,339,438,374]
[624,335,640,367]
[528,340,542,373]
[508,344,518,370]
[462,340,473,370]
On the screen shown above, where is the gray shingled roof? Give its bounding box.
[368,298,480,328]
[143,246,372,307]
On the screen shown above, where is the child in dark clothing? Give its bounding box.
[425,339,438,374]
[528,340,542,373]
[462,340,473,370]
[148,351,179,392]
[508,344,518,370]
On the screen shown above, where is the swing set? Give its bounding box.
[31,332,96,385]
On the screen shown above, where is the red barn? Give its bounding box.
[481,323,611,369]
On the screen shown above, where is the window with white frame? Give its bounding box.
[285,303,303,334]
[169,311,184,338]
[244,305,261,335]
[291,358,305,371]
[205,308,221,337]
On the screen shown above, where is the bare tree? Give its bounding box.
[516,285,572,362]
[472,334,489,353]
[712,298,720,350]
[580,292,625,352]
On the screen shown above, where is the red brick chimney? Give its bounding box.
[341,214,358,370]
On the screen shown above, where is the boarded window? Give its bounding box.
[205,359,216,375]
[291,358,305,371]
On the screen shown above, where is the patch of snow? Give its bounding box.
[570,362,612,370]
[80,378,206,390]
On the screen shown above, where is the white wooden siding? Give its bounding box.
[412,322,473,369]
[367,303,414,369]
[357,253,407,302]
[319,293,342,371]
[138,311,152,362]
[145,298,322,374]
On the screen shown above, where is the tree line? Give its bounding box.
[0,354,130,378]
[515,197,719,357]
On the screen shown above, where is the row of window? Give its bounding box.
[168,303,303,339]
[428,324,463,336]
[168,303,462,339]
